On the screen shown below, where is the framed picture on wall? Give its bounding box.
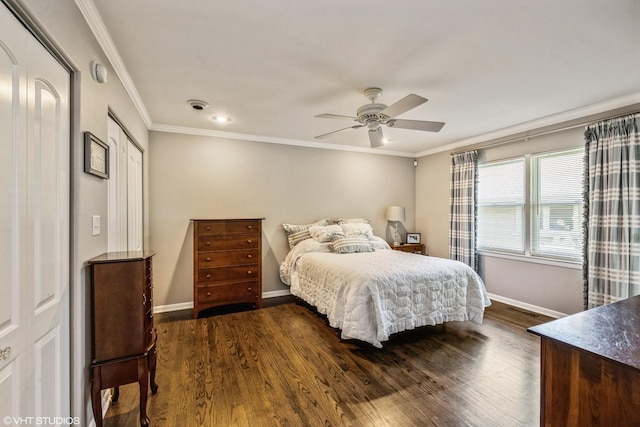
[406,233,421,244]
[84,132,109,179]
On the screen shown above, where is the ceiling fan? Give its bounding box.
[314,87,445,148]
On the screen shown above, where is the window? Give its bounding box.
[477,158,525,253]
[531,149,584,260]
[478,148,584,262]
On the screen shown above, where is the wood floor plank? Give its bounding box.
[102,299,551,427]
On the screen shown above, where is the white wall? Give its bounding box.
[149,131,416,307]
[10,1,150,425]
[416,127,585,315]
[415,151,450,258]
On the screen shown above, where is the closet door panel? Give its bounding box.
[0,7,27,420]
[25,31,70,420]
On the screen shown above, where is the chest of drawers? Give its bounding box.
[87,251,158,427]
[192,219,263,318]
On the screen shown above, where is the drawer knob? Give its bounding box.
[248,287,252,291]
[247,239,252,244]
[206,292,211,297]
[247,254,252,259]
[206,274,211,279]
[206,241,211,246]
[247,225,253,229]
[206,257,211,261]
[206,226,211,231]
[247,270,252,275]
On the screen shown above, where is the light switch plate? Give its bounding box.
[92,215,100,236]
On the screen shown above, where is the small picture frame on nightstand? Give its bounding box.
[406,233,421,244]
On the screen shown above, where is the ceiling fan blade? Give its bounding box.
[368,126,385,148]
[315,125,363,139]
[380,94,427,118]
[315,113,358,121]
[388,119,445,132]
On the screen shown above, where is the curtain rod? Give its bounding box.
[451,109,640,156]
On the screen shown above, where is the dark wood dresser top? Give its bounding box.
[190,218,265,221]
[88,250,156,264]
[528,295,640,372]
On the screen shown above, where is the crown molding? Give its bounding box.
[150,124,415,157]
[75,0,640,160]
[415,92,640,158]
[75,0,152,128]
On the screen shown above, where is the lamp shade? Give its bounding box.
[385,206,406,222]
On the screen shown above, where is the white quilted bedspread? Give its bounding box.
[280,239,491,348]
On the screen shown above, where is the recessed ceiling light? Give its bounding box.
[212,115,231,123]
[187,99,209,110]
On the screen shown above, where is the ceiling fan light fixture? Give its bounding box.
[314,87,445,148]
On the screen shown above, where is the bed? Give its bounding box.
[279,220,491,348]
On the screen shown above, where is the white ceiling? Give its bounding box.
[86,0,640,156]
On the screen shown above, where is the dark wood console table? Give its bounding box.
[88,251,159,427]
[528,295,640,426]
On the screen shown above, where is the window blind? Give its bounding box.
[531,148,584,261]
[477,158,525,253]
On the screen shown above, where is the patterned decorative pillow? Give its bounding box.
[308,224,344,243]
[335,217,371,225]
[340,223,374,239]
[330,234,374,254]
[283,219,329,249]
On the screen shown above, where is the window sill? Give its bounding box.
[478,250,582,270]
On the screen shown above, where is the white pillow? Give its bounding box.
[335,218,371,225]
[330,234,374,254]
[282,219,329,249]
[370,236,391,250]
[340,223,374,239]
[308,224,344,243]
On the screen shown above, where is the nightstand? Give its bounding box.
[391,243,425,255]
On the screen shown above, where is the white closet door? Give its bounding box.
[127,140,143,251]
[0,6,28,420]
[107,117,128,252]
[0,3,70,422]
[107,117,143,252]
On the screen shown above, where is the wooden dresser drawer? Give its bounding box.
[197,282,259,306]
[192,218,264,317]
[197,235,259,251]
[197,220,261,236]
[198,265,259,284]
[197,249,258,267]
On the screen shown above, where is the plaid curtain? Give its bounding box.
[449,150,478,270]
[584,113,640,309]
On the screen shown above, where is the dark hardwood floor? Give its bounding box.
[102,297,551,426]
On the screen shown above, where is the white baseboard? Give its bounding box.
[263,289,291,299]
[153,289,292,314]
[153,301,194,314]
[153,290,564,319]
[487,293,567,319]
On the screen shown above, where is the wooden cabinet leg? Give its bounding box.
[90,366,103,427]
[149,343,158,394]
[137,357,150,426]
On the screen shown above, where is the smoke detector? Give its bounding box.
[187,99,210,110]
